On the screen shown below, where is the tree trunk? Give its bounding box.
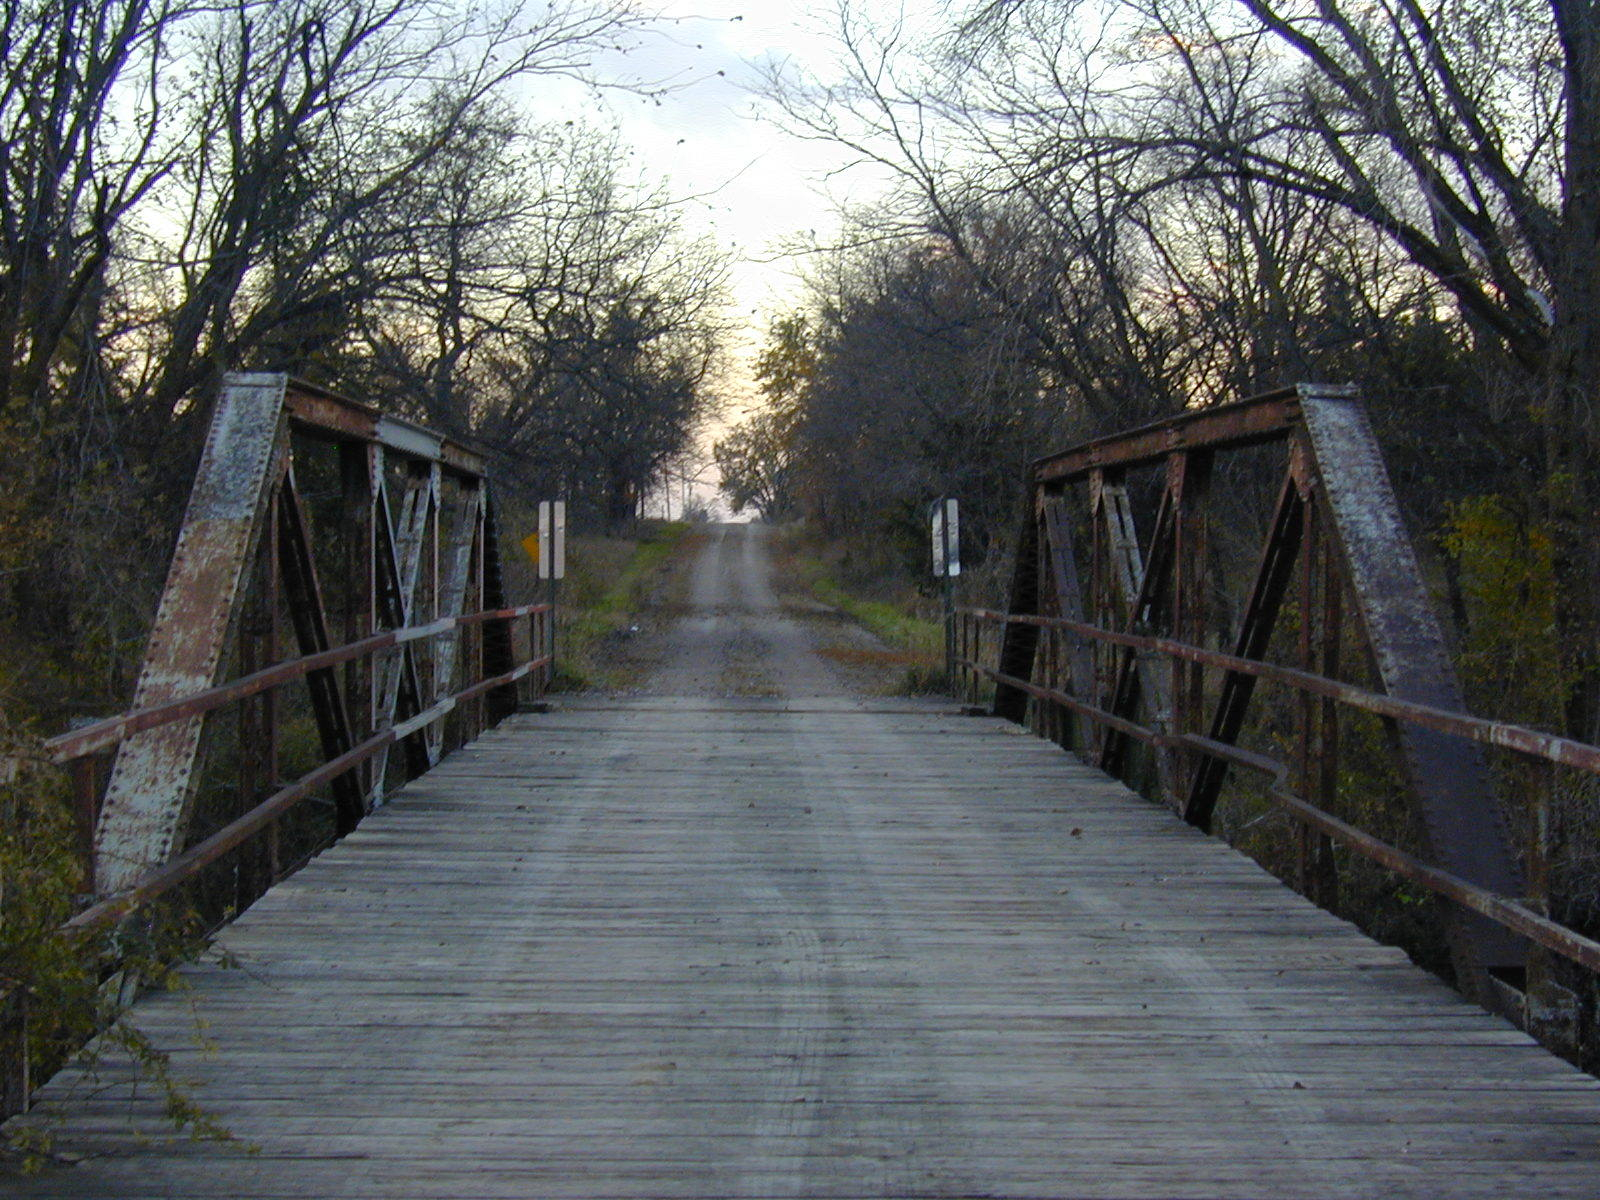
[1544,0,1600,739]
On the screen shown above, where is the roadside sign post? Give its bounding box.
[533,501,566,684]
[931,497,959,685]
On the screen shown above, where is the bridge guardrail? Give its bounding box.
[956,605,1600,981]
[49,602,552,931]
[0,373,556,1122]
[971,384,1600,1043]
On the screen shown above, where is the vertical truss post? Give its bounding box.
[1041,495,1095,751]
[993,492,1044,724]
[236,510,279,907]
[1314,514,1342,903]
[1170,453,1212,803]
[1293,490,1338,905]
[480,490,519,722]
[374,463,436,787]
[94,375,290,896]
[341,442,376,798]
[1183,470,1305,828]
[1098,476,1177,799]
[427,485,482,764]
[277,477,364,835]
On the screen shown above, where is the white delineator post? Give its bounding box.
[932,497,959,685]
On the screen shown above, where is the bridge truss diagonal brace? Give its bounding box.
[370,463,437,795]
[94,375,290,896]
[1298,389,1527,979]
[424,485,485,766]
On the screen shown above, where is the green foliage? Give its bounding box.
[0,738,240,1171]
[1441,494,1567,727]
[0,751,96,1068]
[555,521,693,689]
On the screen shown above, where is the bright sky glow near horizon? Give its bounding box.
[521,0,938,514]
[531,0,915,403]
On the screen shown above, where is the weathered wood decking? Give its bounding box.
[12,697,1600,1198]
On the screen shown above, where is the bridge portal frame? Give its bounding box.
[974,385,1556,1022]
[52,373,547,911]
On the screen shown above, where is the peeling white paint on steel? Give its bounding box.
[93,374,290,896]
[426,489,482,765]
[374,414,443,462]
[369,471,435,801]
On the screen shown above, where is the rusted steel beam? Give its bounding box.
[1171,452,1212,803]
[284,379,486,477]
[1184,470,1305,828]
[1099,478,1178,785]
[277,476,366,834]
[480,490,520,722]
[342,442,377,800]
[963,608,1600,775]
[1034,389,1301,484]
[94,374,291,896]
[1040,497,1094,701]
[978,661,1161,746]
[993,498,1044,723]
[427,487,482,764]
[372,465,436,788]
[1298,389,1526,989]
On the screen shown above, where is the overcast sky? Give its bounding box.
[518,0,941,512]
[524,1,925,404]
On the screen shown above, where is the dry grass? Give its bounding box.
[816,644,921,668]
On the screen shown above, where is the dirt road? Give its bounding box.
[617,522,899,700]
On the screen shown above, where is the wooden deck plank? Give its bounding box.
[8,697,1600,1198]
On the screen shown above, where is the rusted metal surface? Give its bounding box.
[15,371,551,1124]
[964,651,1600,980]
[993,499,1042,723]
[62,652,548,935]
[479,489,522,721]
[371,465,436,791]
[986,381,1555,1017]
[80,372,546,881]
[1040,498,1094,715]
[1097,474,1176,790]
[1034,389,1300,483]
[285,379,486,477]
[1298,389,1527,987]
[965,607,1600,774]
[43,609,547,766]
[94,374,290,896]
[277,476,365,834]
[1184,471,1305,826]
[426,488,482,765]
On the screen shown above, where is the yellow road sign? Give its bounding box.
[520,531,539,567]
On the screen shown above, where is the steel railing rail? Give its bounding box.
[39,602,553,927]
[956,606,1600,979]
[43,603,551,765]
[63,646,548,932]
